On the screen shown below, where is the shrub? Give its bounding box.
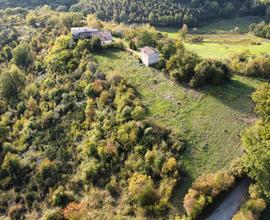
[183,172,235,219]
[63,202,88,219]
[167,49,200,83]
[35,159,58,191]
[0,65,24,103]
[252,83,270,123]
[51,186,74,208]
[128,173,159,208]
[1,152,24,185]
[183,189,207,219]
[81,159,102,184]
[131,106,145,120]
[42,208,64,220]
[190,36,204,43]
[190,60,231,88]
[230,53,270,78]
[12,43,33,69]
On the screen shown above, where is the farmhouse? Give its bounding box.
[71,27,113,45]
[140,46,159,66]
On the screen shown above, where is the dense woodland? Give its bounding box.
[0,0,268,26]
[0,2,269,220]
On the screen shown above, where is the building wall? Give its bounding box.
[102,40,113,46]
[148,53,159,65]
[141,53,149,66]
[141,53,159,66]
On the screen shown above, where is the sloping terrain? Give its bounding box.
[94,49,262,178]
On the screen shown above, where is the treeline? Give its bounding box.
[0,0,267,27]
[242,83,270,199]
[70,0,266,27]
[0,0,78,10]
[250,21,270,39]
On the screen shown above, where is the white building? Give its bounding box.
[71,27,113,45]
[140,46,159,66]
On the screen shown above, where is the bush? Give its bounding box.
[128,173,159,208]
[190,36,204,43]
[8,204,26,220]
[183,189,207,219]
[12,43,33,69]
[230,53,270,78]
[183,172,235,219]
[81,159,102,184]
[51,186,74,208]
[190,59,231,88]
[1,152,24,185]
[0,65,24,103]
[167,48,200,83]
[35,159,58,192]
[42,208,64,220]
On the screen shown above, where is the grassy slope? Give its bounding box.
[157,16,270,59]
[184,40,270,59]
[94,49,261,179]
[197,16,263,33]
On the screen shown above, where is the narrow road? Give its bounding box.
[206,177,251,220]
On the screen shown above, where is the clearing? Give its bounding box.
[94,49,262,179]
[156,16,270,59]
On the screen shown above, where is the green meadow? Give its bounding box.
[156,16,270,59]
[94,49,262,179]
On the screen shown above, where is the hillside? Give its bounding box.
[0,5,269,220]
[0,0,267,27]
[94,49,261,178]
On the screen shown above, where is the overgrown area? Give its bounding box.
[0,3,269,220]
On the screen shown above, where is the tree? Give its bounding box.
[0,65,24,103]
[243,83,270,198]
[1,152,24,185]
[166,42,200,83]
[12,43,33,69]
[252,83,270,122]
[180,24,188,40]
[128,173,159,207]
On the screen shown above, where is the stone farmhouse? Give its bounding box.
[71,27,113,46]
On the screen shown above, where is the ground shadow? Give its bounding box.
[93,48,123,60]
[200,77,258,114]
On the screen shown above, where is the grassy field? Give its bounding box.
[184,35,270,59]
[196,16,262,33]
[93,49,263,214]
[94,49,261,179]
[156,16,270,59]
[156,16,263,36]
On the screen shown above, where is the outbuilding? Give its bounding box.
[140,46,159,66]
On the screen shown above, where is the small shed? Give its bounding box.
[140,46,159,66]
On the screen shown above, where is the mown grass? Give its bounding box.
[184,39,270,59]
[156,16,263,36]
[94,49,261,179]
[156,16,270,59]
[197,16,263,33]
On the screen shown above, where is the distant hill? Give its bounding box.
[70,0,266,27]
[0,0,267,27]
[0,0,78,9]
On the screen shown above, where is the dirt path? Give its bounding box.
[206,177,251,220]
